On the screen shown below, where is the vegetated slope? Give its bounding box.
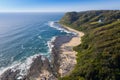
[59,10,120,80]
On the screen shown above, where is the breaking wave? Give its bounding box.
[47,36,56,53]
[48,21,77,35]
[0,54,41,76]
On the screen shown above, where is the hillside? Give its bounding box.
[59,10,120,80]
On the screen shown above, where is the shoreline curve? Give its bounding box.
[58,24,84,77]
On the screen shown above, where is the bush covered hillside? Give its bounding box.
[59,10,120,80]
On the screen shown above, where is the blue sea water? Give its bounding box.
[0,13,72,75]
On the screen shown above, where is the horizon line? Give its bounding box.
[0,9,119,13]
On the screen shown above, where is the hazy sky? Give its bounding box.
[0,0,120,12]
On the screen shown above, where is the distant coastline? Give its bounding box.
[59,10,120,80]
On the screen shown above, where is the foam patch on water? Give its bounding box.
[38,35,42,39]
[48,21,76,35]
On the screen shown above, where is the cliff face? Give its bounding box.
[59,10,120,80]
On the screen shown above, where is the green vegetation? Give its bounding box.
[59,10,120,80]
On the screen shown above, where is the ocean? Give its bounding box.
[0,13,73,75]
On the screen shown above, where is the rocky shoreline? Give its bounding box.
[0,36,74,80]
[58,24,84,77]
[0,55,57,80]
[0,24,84,80]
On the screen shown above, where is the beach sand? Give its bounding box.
[58,24,84,77]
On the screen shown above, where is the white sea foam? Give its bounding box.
[0,54,41,77]
[21,45,25,49]
[48,21,77,35]
[47,36,56,53]
[16,54,40,75]
[41,56,45,61]
[38,35,42,39]
[17,76,23,80]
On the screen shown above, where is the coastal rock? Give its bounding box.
[52,35,77,77]
[25,55,57,80]
[0,69,21,80]
[0,25,80,80]
[0,55,57,80]
[26,55,43,79]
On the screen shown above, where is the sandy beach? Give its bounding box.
[58,24,84,77]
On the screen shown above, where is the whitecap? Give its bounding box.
[38,35,42,39]
[21,45,25,49]
[48,21,77,35]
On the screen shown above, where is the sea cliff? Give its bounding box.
[59,10,120,80]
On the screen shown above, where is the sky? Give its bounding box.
[0,0,120,12]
